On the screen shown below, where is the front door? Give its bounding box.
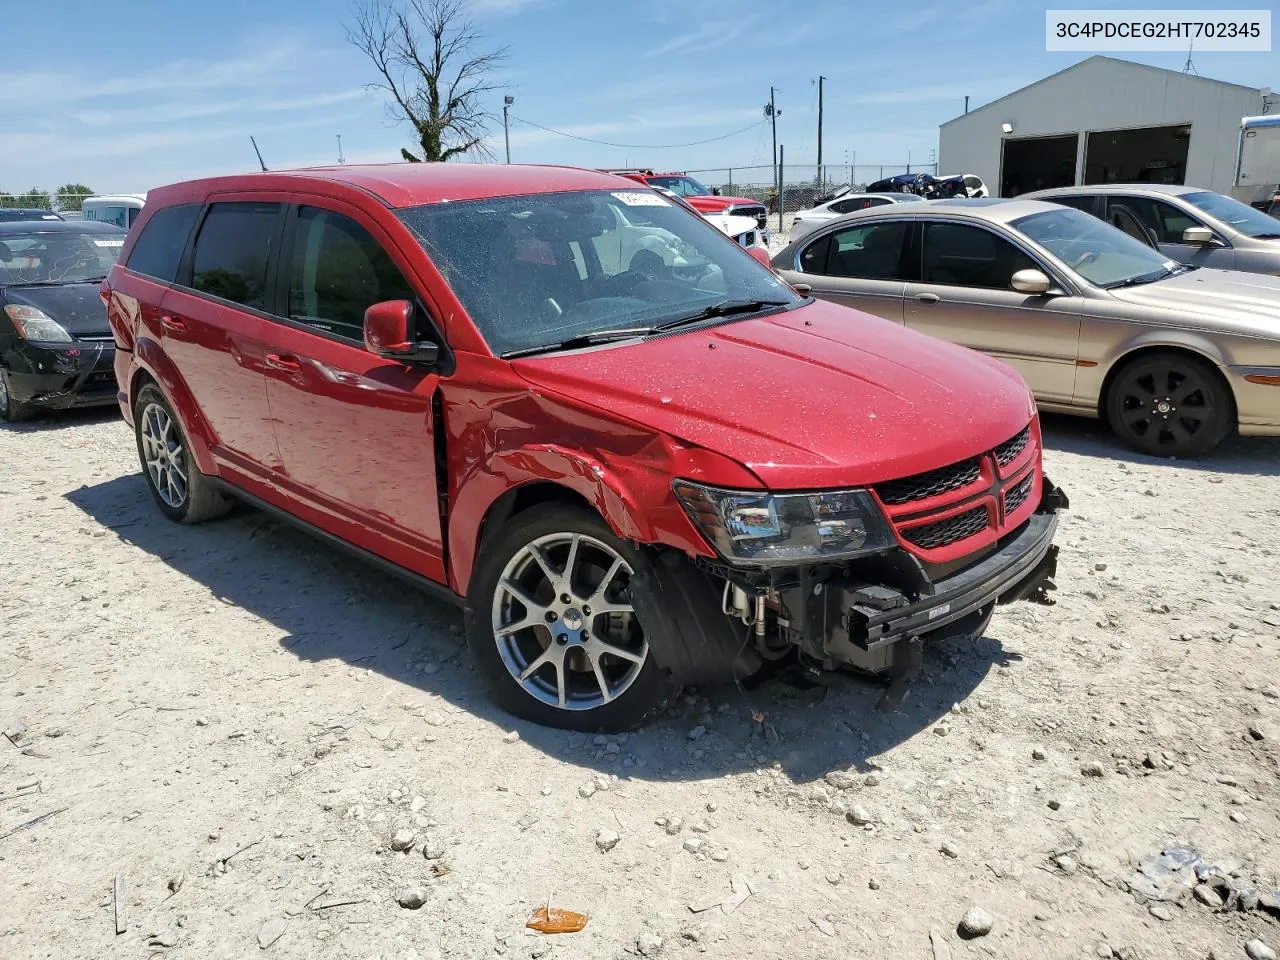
[1105,196,1236,269]
[261,202,446,583]
[161,200,285,480]
[904,220,1082,404]
[778,218,911,324]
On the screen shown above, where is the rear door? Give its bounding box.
[780,218,912,323]
[259,199,447,583]
[904,219,1082,403]
[160,198,286,482]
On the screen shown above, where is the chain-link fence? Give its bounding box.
[685,163,939,212]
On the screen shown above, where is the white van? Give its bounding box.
[82,194,147,230]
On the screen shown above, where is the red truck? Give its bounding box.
[606,169,770,237]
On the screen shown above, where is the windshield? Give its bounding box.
[0,227,126,284]
[1182,190,1280,238]
[397,189,797,356]
[647,176,710,198]
[1013,207,1176,288]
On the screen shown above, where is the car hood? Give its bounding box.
[1107,268,1280,338]
[702,213,759,236]
[512,299,1033,489]
[685,195,762,213]
[1,281,110,336]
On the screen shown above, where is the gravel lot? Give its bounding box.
[2,408,1280,960]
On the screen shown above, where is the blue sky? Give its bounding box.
[1,0,1276,193]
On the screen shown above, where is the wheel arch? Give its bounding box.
[1096,339,1237,420]
[129,339,218,475]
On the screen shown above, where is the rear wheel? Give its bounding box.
[0,369,37,423]
[1105,352,1232,458]
[465,504,673,731]
[133,384,229,523]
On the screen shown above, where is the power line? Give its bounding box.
[509,115,766,150]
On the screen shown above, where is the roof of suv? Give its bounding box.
[147,163,637,210]
[1021,183,1201,199]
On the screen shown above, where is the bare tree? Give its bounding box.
[348,0,508,162]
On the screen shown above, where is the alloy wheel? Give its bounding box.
[139,402,188,508]
[491,532,648,711]
[0,371,9,414]
[1115,360,1214,452]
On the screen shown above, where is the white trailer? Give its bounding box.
[1235,115,1280,209]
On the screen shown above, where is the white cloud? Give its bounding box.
[70,89,372,128]
[643,16,763,58]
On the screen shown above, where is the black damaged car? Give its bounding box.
[0,220,126,422]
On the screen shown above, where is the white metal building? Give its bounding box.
[939,56,1270,199]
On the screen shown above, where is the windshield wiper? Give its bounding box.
[502,327,656,358]
[652,298,792,332]
[4,276,106,286]
[1251,232,1280,239]
[1107,268,1175,289]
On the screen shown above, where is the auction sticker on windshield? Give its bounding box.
[93,239,124,247]
[612,191,669,207]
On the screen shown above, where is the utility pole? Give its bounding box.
[336,134,344,164]
[964,95,969,114]
[503,95,514,163]
[778,144,784,235]
[765,88,780,177]
[816,76,825,188]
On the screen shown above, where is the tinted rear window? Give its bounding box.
[126,204,201,283]
[191,202,281,310]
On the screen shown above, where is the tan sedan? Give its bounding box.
[772,199,1280,457]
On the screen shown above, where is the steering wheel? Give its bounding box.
[1072,251,1097,269]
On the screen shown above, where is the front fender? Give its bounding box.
[131,335,218,476]
[1078,325,1231,410]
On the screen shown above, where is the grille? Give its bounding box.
[729,204,768,229]
[994,426,1031,467]
[1003,473,1034,515]
[902,505,989,550]
[874,458,981,506]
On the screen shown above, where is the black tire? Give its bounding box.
[0,369,38,423]
[465,504,675,731]
[1104,351,1233,458]
[133,384,230,524]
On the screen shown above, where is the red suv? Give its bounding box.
[104,164,1065,730]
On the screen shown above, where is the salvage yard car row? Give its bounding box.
[3,162,1279,733]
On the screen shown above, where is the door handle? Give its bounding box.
[160,315,187,333]
[265,353,302,373]
[914,293,940,304]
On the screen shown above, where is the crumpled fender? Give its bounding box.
[131,335,218,476]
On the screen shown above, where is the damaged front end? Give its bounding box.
[631,461,1067,703]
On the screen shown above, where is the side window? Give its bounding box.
[1049,195,1098,215]
[799,234,832,273]
[128,207,142,227]
[820,221,910,280]
[1152,200,1198,242]
[923,222,1036,289]
[288,206,416,341]
[191,202,281,310]
[828,198,858,214]
[1106,197,1198,244]
[125,203,201,283]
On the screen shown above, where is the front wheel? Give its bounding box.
[0,369,37,423]
[1104,352,1233,458]
[465,505,674,731]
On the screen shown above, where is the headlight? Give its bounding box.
[673,481,897,566]
[4,304,72,343]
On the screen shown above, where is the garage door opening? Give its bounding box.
[1000,134,1079,197]
[1084,125,1190,186]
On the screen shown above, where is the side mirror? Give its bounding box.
[1010,268,1053,295]
[1182,225,1215,245]
[747,246,773,269]
[364,299,440,366]
[790,282,813,296]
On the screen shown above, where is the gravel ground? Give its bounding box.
[2,408,1280,960]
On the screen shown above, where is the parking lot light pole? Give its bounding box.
[503,96,514,164]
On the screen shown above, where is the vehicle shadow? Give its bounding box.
[0,405,122,433]
[1040,412,1280,477]
[65,475,1011,785]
